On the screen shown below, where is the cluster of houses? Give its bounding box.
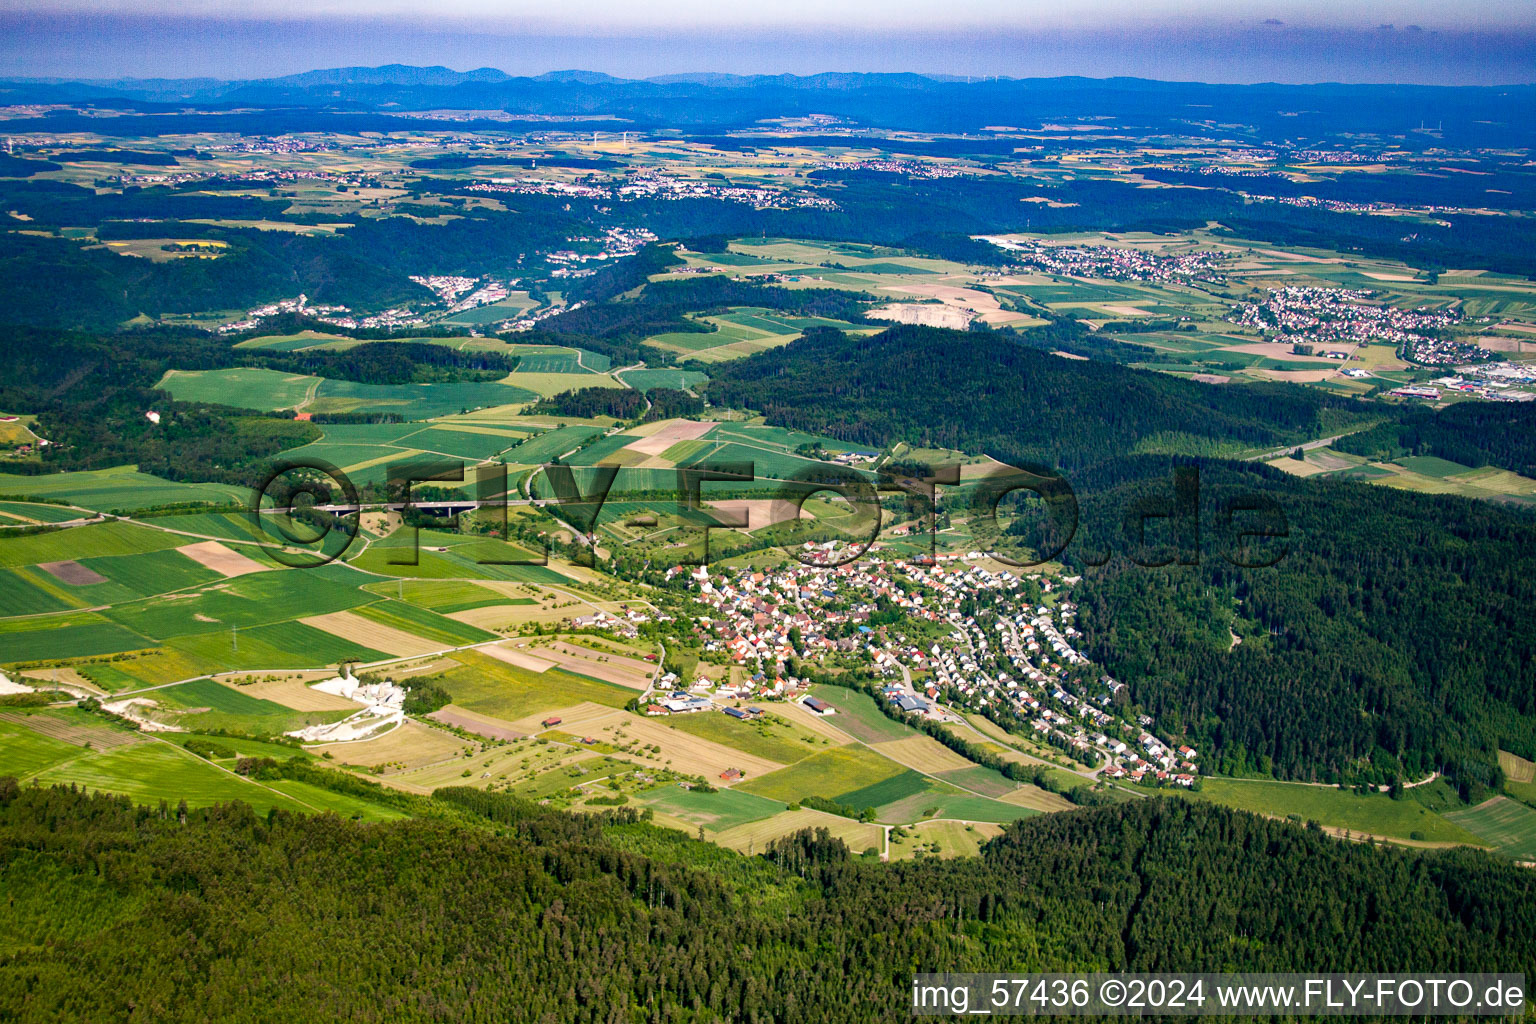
[1100,733,1199,787]
[977,237,1229,284]
[664,554,1195,782]
[1228,286,1463,354]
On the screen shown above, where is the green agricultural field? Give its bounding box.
[363,579,527,614]
[156,677,288,715]
[0,567,80,616]
[662,710,829,765]
[562,433,654,468]
[931,764,1021,799]
[262,778,408,821]
[616,369,709,393]
[29,740,316,814]
[0,501,86,524]
[511,348,603,374]
[80,548,221,599]
[502,425,606,465]
[638,784,786,831]
[1167,779,1481,844]
[348,528,560,583]
[1443,797,1536,860]
[352,600,498,646]
[680,442,845,481]
[150,677,350,735]
[835,769,930,809]
[158,367,320,411]
[875,786,1039,825]
[432,650,636,721]
[0,466,247,509]
[0,520,188,567]
[311,378,538,419]
[807,686,911,743]
[233,330,352,351]
[165,620,389,672]
[103,564,375,640]
[738,744,905,803]
[0,717,89,779]
[0,611,153,663]
[139,512,268,544]
[1394,455,1477,479]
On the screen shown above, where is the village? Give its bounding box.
[646,551,1199,789]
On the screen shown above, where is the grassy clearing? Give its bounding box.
[1501,750,1536,784]
[638,784,785,831]
[1166,778,1480,843]
[709,806,887,856]
[875,785,1040,825]
[1443,797,1536,860]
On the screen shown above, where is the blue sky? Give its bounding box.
[0,1,1532,83]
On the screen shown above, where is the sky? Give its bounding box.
[0,1,1533,84]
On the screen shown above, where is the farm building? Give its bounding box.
[719,768,743,782]
[802,696,835,715]
[542,716,562,728]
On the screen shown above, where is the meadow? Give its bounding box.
[1166,778,1481,844]
[638,784,786,832]
[1443,798,1536,860]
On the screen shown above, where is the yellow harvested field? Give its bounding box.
[446,595,575,630]
[306,720,467,774]
[232,676,358,712]
[429,704,526,741]
[997,785,1077,812]
[509,700,626,736]
[479,642,556,672]
[868,734,976,773]
[706,498,806,530]
[772,699,859,742]
[537,641,655,689]
[1499,750,1536,784]
[1226,341,1356,361]
[711,807,886,854]
[621,418,715,456]
[0,711,141,749]
[177,540,270,577]
[301,610,443,657]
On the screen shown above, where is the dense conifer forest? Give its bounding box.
[0,780,1531,1022]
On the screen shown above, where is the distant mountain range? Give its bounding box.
[0,65,1531,144]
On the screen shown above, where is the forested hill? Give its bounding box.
[1041,458,1536,790]
[1,782,1531,1022]
[703,325,1369,469]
